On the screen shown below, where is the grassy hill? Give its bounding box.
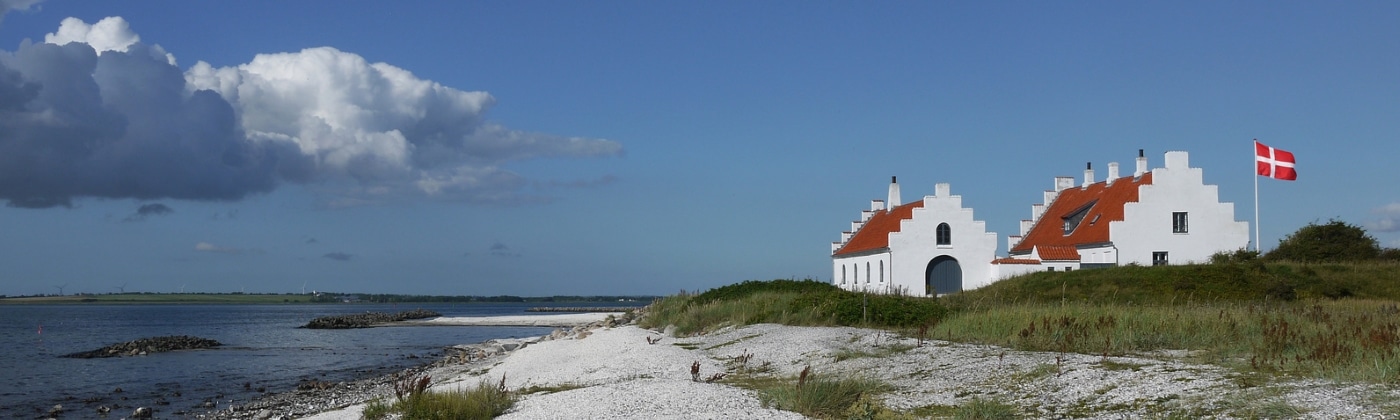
[648,261,1400,384]
[951,260,1400,306]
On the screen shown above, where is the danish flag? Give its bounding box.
[1255,140,1296,181]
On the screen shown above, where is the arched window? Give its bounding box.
[879,261,884,282]
[841,265,846,284]
[936,223,952,245]
[865,262,871,283]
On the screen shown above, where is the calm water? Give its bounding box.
[0,303,600,418]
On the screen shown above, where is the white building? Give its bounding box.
[834,150,1250,293]
[831,178,997,295]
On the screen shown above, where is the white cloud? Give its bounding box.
[185,46,622,202]
[1368,203,1400,233]
[0,0,44,25]
[45,16,175,65]
[0,17,621,208]
[194,242,258,255]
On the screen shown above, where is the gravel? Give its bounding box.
[287,320,1400,419]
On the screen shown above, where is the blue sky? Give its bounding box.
[1,1,1396,297]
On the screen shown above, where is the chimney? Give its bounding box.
[1055,176,1075,192]
[1082,162,1094,188]
[887,176,901,208]
[1134,149,1147,177]
[1106,162,1120,185]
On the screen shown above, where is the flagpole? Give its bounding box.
[1253,139,1260,252]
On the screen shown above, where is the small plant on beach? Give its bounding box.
[953,397,1020,420]
[757,366,891,419]
[361,376,515,420]
[393,374,432,403]
[691,361,702,382]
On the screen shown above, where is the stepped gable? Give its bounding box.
[833,201,923,256]
[1011,172,1152,253]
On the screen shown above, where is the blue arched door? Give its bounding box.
[925,256,962,295]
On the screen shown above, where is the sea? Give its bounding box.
[0,302,626,418]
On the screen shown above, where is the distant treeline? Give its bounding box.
[0,291,659,304]
[314,294,660,304]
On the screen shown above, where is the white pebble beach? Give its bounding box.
[301,318,1398,419]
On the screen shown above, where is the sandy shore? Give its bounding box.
[395,312,624,327]
[295,319,1399,419]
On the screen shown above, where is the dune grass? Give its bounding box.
[726,365,898,420]
[931,298,1400,383]
[361,376,515,420]
[639,279,946,335]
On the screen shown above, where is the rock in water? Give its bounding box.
[302,309,440,329]
[132,406,153,418]
[62,336,222,358]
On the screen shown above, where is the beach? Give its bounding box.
[240,312,1400,419]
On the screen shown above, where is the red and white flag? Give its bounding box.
[1255,140,1296,181]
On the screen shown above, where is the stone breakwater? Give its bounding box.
[62,335,222,359]
[301,309,441,329]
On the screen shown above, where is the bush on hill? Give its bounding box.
[642,279,946,335]
[949,260,1400,306]
[1264,220,1383,262]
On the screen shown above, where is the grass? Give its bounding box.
[639,279,946,335]
[929,299,1400,383]
[953,397,1020,420]
[361,376,515,420]
[833,343,916,362]
[746,366,895,420]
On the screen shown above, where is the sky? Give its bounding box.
[0,1,1397,297]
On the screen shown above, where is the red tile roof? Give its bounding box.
[991,258,1041,265]
[833,201,924,256]
[1035,245,1082,261]
[1010,173,1153,254]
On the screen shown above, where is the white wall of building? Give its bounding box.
[833,252,894,293]
[887,184,998,294]
[991,263,1042,281]
[1113,151,1250,265]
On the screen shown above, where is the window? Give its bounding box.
[1172,212,1189,234]
[1152,252,1168,266]
[865,262,871,283]
[936,223,952,245]
[1065,267,1073,272]
[841,265,846,284]
[1047,267,1056,272]
[879,261,884,282]
[1062,201,1097,235]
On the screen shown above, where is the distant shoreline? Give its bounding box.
[0,293,659,305]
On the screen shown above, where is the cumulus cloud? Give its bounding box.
[123,202,172,221]
[194,241,259,255]
[322,252,353,261]
[0,17,621,208]
[1368,203,1400,233]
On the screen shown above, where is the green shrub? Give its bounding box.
[641,280,946,335]
[361,377,515,420]
[1264,220,1382,262]
[690,279,840,305]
